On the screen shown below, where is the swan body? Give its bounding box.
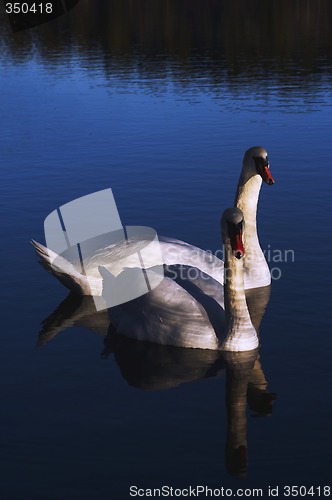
[101,208,259,352]
[32,146,274,295]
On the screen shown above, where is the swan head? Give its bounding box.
[221,208,245,260]
[242,146,275,185]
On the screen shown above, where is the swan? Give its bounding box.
[32,146,274,295]
[100,208,259,352]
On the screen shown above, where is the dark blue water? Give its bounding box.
[1,3,332,499]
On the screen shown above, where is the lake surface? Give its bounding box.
[1,1,332,498]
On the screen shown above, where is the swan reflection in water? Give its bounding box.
[37,284,276,478]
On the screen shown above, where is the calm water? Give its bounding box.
[1,2,332,498]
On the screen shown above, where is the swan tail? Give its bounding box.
[31,240,94,295]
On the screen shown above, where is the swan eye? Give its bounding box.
[253,155,268,165]
[235,221,243,235]
[253,155,269,173]
[227,220,243,236]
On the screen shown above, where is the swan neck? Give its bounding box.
[221,240,258,351]
[234,174,262,229]
[234,173,271,289]
[223,242,250,324]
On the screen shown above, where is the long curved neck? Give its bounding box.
[221,240,258,351]
[234,175,271,289]
[235,174,261,250]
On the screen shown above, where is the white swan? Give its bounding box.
[32,146,274,295]
[100,208,258,352]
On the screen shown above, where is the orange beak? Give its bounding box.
[262,166,275,185]
[230,230,245,259]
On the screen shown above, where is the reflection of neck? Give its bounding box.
[224,351,258,478]
[235,175,270,288]
[221,240,258,351]
[245,285,271,333]
[226,365,248,450]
